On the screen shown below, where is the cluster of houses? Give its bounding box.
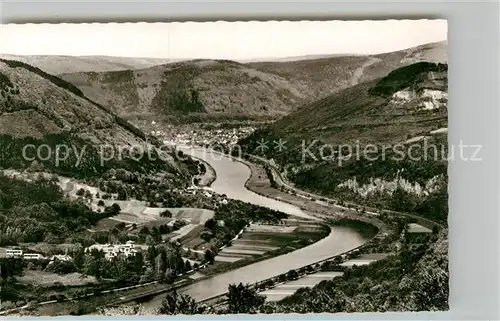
[5,249,73,262]
[3,241,148,262]
[149,126,256,149]
[85,240,147,260]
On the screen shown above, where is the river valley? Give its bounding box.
[141,147,368,307]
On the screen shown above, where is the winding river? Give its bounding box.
[144,147,368,306]
[184,147,314,220]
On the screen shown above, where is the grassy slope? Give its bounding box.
[241,62,447,156]
[0,59,190,179]
[239,62,448,223]
[61,60,306,120]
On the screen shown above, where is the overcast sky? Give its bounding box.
[0,20,447,60]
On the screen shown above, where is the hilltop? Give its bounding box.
[245,61,447,147]
[58,41,447,121]
[0,58,192,180]
[60,59,304,120]
[0,54,176,75]
[240,61,448,223]
[247,41,447,99]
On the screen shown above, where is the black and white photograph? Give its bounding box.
[0,19,449,316]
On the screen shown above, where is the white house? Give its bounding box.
[23,253,45,260]
[86,241,142,260]
[50,254,73,262]
[6,249,23,258]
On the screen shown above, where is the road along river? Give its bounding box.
[142,147,368,306]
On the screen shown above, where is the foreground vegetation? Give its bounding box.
[0,133,195,181]
[0,170,294,314]
[0,174,114,245]
[97,213,448,315]
[262,236,447,312]
[0,174,195,309]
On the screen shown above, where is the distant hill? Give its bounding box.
[58,41,447,121]
[0,58,191,180]
[60,59,306,120]
[247,41,447,99]
[241,41,446,63]
[0,54,177,75]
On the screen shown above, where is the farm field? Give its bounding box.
[339,253,390,267]
[259,253,390,302]
[260,271,344,301]
[17,271,98,287]
[92,207,215,238]
[214,223,329,264]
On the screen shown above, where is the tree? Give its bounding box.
[132,252,144,275]
[83,255,102,279]
[204,218,216,230]
[200,231,213,242]
[227,283,265,314]
[158,290,205,315]
[76,188,86,197]
[84,190,93,200]
[391,186,416,213]
[160,209,173,218]
[286,269,299,281]
[172,220,185,231]
[117,188,128,201]
[107,203,121,216]
[204,249,215,264]
[159,224,170,234]
[72,247,85,270]
[140,226,150,235]
[97,200,105,207]
[146,235,156,247]
[162,271,176,285]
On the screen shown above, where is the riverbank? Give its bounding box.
[225,152,377,225]
[133,148,374,306]
[200,223,331,277]
[36,147,380,314]
[195,157,216,188]
[247,154,444,230]
[112,149,387,311]
[194,148,335,221]
[200,221,384,307]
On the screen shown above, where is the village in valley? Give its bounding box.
[140,120,257,149]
